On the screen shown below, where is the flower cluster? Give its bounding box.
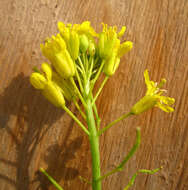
[30,21,133,106]
[30,21,174,114]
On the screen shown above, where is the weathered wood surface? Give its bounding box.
[0,0,188,189]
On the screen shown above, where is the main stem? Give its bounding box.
[85,96,101,190]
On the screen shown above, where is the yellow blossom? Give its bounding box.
[131,70,175,114]
[99,23,133,76]
[40,34,75,78]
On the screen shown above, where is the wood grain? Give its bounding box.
[0,0,188,189]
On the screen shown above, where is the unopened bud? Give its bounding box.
[79,34,89,53]
[30,73,46,89]
[69,31,79,60]
[42,81,65,107]
[53,50,75,78]
[88,42,95,56]
[103,54,120,76]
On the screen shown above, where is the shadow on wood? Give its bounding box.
[36,136,83,190]
[0,73,82,190]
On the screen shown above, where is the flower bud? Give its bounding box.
[69,31,79,60]
[88,42,95,56]
[103,53,120,76]
[30,73,46,89]
[42,81,65,107]
[79,34,89,53]
[53,50,75,78]
[98,33,107,58]
[130,96,157,115]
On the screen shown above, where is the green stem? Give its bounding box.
[62,105,90,135]
[73,98,86,120]
[93,103,101,131]
[98,128,141,181]
[92,76,109,106]
[124,167,162,190]
[91,60,105,91]
[39,168,64,190]
[99,112,133,135]
[91,94,101,131]
[85,97,101,190]
[70,77,87,108]
[75,66,84,93]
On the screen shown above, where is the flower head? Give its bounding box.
[131,70,175,114]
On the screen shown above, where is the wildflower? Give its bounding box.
[98,24,118,59]
[40,34,75,78]
[131,70,175,114]
[30,63,65,107]
[98,23,133,76]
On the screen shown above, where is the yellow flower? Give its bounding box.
[131,70,175,114]
[40,34,75,78]
[99,23,133,76]
[98,23,119,59]
[30,63,65,107]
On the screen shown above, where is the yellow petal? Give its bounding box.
[69,31,80,60]
[159,96,175,105]
[118,41,133,58]
[144,69,150,86]
[58,22,70,42]
[155,102,174,112]
[118,26,126,37]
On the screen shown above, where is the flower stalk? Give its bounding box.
[85,96,101,190]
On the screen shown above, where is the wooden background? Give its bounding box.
[0,0,187,189]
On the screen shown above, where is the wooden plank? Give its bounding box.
[0,0,187,189]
